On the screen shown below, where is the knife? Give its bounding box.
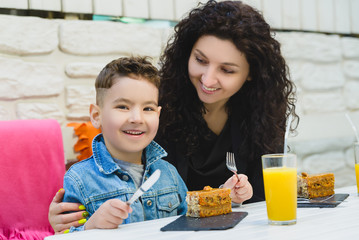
[126,169,161,205]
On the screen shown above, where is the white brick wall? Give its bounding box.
[29,0,62,11]
[1,0,358,34]
[0,0,28,9]
[0,8,358,187]
[334,0,351,34]
[262,0,282,29]
[149,0,175,20]
[282,0,301,31]
[59,20,163,57]
[62,0,93,14]
[123,0,149,19]
[93,0,123,16]
[0,15,59,55]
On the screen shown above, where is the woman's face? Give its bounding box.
[188,35,250,108]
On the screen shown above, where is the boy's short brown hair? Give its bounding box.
[95,56,160,106]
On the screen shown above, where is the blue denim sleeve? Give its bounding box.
[63,170,89,232]
[63,170,85,205]
[172,166,188,215]
[69,224,85,233]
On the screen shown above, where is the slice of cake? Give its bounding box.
[297,172,335,199]
[186,186,232,217]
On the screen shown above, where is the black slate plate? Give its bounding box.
[160,212,248,231]
[297,193,349,208]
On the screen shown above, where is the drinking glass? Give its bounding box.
[262,153,297,225]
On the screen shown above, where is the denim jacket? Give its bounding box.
[63,134,188,232]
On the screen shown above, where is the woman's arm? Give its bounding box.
[48,188,88,234]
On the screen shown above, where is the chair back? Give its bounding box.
[0,119,65,239]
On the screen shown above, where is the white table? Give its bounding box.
[45,186,359,240]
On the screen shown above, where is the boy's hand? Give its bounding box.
[85,199,133,230]
[223,174,253,204]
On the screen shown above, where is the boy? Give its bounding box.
[63,57,188,232]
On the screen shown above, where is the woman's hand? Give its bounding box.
[48,188,88,234]
[85,199,132,230]
[223,174,253,204]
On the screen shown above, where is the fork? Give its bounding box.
[226,152,240,181]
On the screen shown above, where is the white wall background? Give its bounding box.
[0,0,358,34]
[0,0,359,188]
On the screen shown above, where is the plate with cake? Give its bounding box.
[161,186,248,231]
[297,172,349,208]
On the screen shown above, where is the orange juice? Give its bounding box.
[263,167,297,222]
[355,164,359,194]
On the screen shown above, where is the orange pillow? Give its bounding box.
[67,121,101,161]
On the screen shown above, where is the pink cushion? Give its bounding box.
[0,227,54,240]
[0,119,65,239]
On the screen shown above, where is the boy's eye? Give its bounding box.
[116,105,128,110]
[144,107,155,111]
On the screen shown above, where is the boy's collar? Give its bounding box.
[92,134,167,174]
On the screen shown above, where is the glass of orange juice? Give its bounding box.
[262,153,297,225]
[354,142,359,196]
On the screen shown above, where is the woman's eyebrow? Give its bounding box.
[194,49,240,67]
[194,49,206,58]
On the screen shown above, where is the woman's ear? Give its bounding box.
[90,104,101,129]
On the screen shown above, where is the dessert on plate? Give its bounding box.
[297,172,335,199]
[186,186,232,217]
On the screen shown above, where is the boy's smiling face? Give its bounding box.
[90,75,161,163]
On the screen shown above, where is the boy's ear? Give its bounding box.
[90,104,101,129]
[157,106,162,117]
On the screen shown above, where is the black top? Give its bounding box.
[156,113,265,204]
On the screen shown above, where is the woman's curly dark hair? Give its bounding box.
[158,0,298,158]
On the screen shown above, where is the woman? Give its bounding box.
[156,0,297,201]
[49,0,297,233]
